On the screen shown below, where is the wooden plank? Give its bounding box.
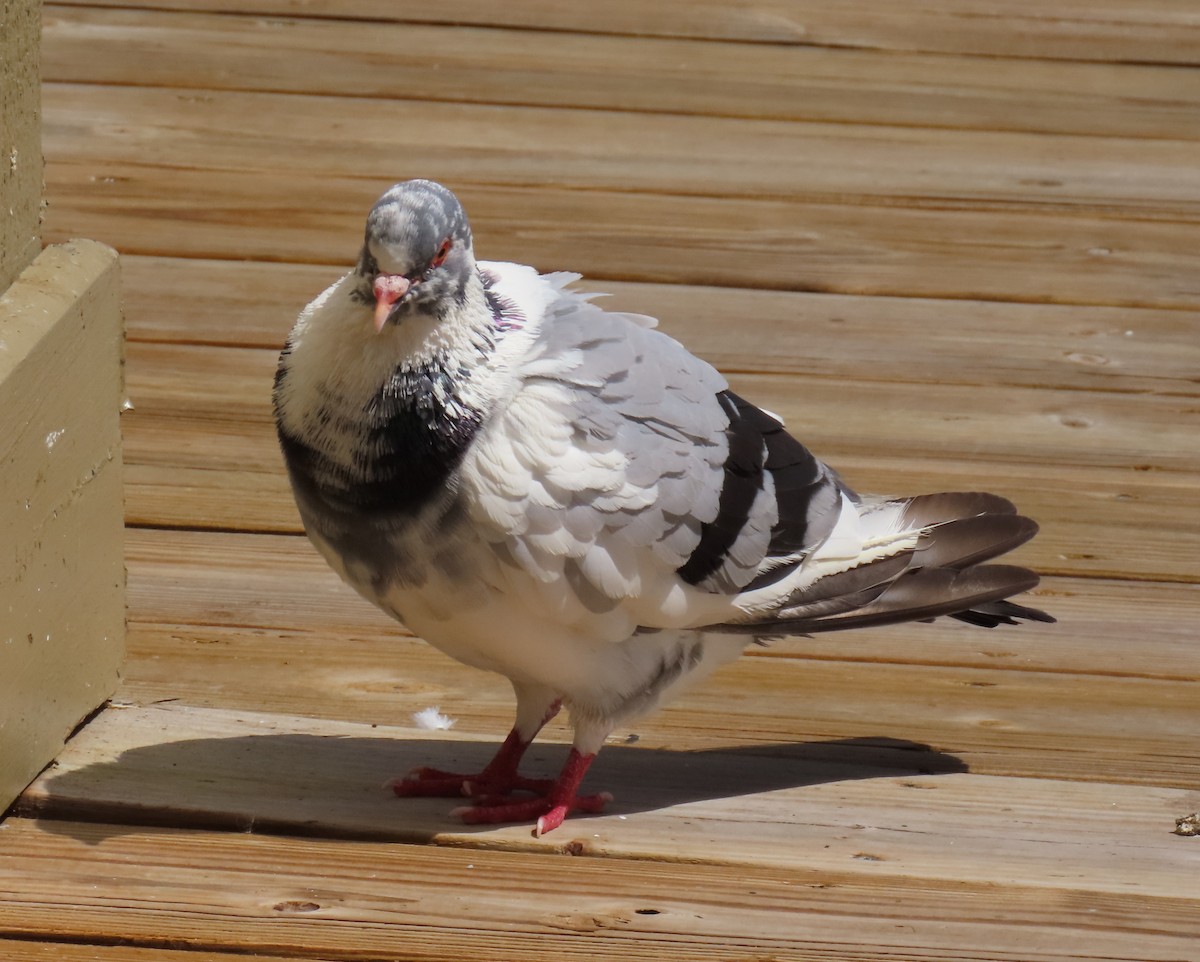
[122,343,1200,476]
[114,339,1200,581]
[4,816,1197,962]
[124,528,1200,681]
[61,0,1200,65]
[120,442,1200,585]
[116,529,1200,787]
[43,83,1200,222]
[118,255,1200,397]
[117,618,1200,788]
[43,163,1200,308]
[41,6,1200,140]
[0,240,126,813]
[16,705,1200,896]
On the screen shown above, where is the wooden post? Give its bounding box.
[1,0,44,290]
[0,0,126,812]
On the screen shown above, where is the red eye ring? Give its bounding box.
[431,237,452,268]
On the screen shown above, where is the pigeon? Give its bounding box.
[273,179,1054,836]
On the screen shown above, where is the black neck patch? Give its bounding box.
[277,351,484,520]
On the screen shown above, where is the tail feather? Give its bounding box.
[800,564,1050,633]
[914,514,1039,570]
[717,490,1053,635]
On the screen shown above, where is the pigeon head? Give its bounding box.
[357,180,476,332]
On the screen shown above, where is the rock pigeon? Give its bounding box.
[273,179,1053,836]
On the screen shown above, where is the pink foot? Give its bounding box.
[391,766,553,799]
[453,787,613,836]
[449,747,608,836]
[390,720,547,800]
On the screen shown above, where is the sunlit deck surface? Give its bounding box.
[3,2,1199,959]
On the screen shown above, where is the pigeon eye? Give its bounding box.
[431,238,452,268]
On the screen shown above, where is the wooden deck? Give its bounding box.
[4,2,1199,959]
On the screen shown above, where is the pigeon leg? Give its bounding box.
[453,746,612,837]
[391,686,561,799]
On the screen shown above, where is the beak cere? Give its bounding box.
[373,274,412,333]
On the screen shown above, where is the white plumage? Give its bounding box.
[274,180,1052,835]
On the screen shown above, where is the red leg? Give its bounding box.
[452,747,612,836]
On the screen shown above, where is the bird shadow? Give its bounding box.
[25,730,967,845]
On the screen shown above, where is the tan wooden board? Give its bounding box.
[43,83,1200,222]
[119,255,1200,397]
[15,705,1200,894]
[0,240,126,813]
[59,0,1200,64]
[42,163,1200,309]
[4,814,1198,962]
[41,6,1200,140]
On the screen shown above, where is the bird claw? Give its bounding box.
[392,746,604,835]
[388,767,473,798]
[450,789,614,836]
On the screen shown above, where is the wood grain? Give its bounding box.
[41,6,1200,139]
[43,83,1200,221]
[119,255,1200,397]
[123,528,1199,680]
[58,0,1200,64]
[116,338,1200,581]
[4,813,1197,960]
[14,706,1200,897]
[123,342,1200,473]
[20,4,1200,961]
[43,163,1200,308]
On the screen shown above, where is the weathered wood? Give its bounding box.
[118,255,1200,397]
[56,0,1200,64]
[15,705,1200,898]
[0,240,126,813]
[43,163,1200,308]
[20,5,1200,961]
[41,6,1200,140]
[4,814,1197,961]
[43,83,1200,221]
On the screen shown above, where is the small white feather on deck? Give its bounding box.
[411,707,456,731]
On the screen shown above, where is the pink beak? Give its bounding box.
[372,274,411,333]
